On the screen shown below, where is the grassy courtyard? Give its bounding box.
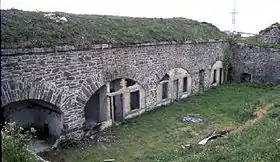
[42,84,280,162]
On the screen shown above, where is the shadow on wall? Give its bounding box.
[3,99,63,144]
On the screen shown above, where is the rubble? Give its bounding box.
[178,115,203,123]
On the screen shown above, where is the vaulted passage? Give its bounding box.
[3,100,63,144]
[84,78,145,129]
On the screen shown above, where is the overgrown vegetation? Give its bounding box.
[40,84,280,162]
[236,36,280,49]
[1,9,227,48]
[2,122,36,162]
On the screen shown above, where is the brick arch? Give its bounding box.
[1,79,70,112]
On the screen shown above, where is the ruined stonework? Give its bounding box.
[257,23,280,44]
[1,40,228,138]
[232,43,280,84]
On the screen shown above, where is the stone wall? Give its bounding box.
[257,23,280,44]
[1,40,229,137]
[232,43,280,84]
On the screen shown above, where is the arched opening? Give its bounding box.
[157,68,192,104]
[3,99,63,145]
[84,78,145,130]
[211,61,223,86]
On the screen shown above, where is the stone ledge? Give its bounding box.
[1,39,227,55]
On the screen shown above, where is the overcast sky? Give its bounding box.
[1,0,280,34]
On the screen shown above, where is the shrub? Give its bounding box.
[2,122,36,162]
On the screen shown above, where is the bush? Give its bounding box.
[2,122,36,162]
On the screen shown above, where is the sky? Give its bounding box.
[1,0,280,34]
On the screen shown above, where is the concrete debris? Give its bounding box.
[104,159,115,162]
[181,144,191,149]
[198,130,231,145]
[178,115,203,123]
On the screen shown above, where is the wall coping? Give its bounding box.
[236,42,280,52]
[1,39,227,56]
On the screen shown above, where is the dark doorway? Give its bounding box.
[162,82,169,99]
[213,69,217,84]
[130,91,140,110]
[113,94,124,122]
[183,77,188,92]
[240,73,252,83]
[199,70,205,90]
[173,79,179,100]
[85,91,100,123]
[227,67,233,82]
[219,68,223,84]
[43,123,49,136]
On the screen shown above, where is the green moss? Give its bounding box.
[1,9,227,48]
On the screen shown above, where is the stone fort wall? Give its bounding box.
[232,43,280,84]
[1,40,228,137]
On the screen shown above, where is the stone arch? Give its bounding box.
[210,60,224,86]
[157,67,192,105]
[1,79,71,111]
[76,65,147,109]
[1,79,69,143]
[3,99,63,144]
[78,72,146,130]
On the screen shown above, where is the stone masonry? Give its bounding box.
[2,39,279,138]
[1,40,228,137]
[232,43,280,84]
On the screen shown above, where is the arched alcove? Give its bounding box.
[83,78,146,130]
[3,99,63,144]
[157,68,192,105]
[210,61,224,86]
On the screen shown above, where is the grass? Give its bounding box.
[1,9,227,48]
[40,84,280,162]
